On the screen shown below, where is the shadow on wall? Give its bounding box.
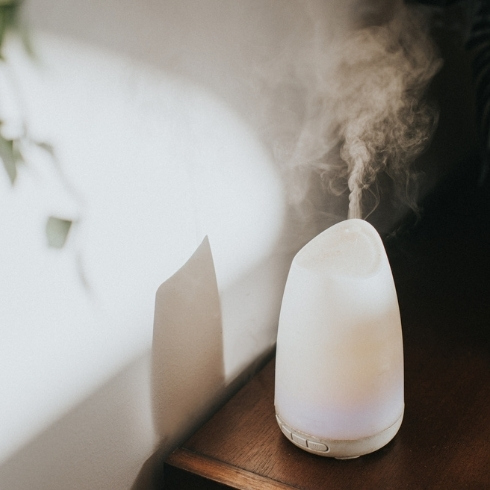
[152,237,224,453]
[0,354,155,490]
[23,0,309,138]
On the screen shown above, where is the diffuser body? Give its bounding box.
[275,219,404,459]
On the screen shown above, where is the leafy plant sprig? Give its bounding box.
[0,0,73,248]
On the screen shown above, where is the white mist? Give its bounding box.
[275,219,404,458]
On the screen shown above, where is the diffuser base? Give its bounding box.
[275,409,404,459]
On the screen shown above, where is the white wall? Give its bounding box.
[0,1,323,488]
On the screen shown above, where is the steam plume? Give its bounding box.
[266,1,442,221]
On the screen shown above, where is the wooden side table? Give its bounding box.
[163,174,490,489]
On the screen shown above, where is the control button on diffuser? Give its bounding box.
[291,433,308,448]
[307,441,329,452]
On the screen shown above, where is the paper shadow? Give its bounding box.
[151,236,225,453]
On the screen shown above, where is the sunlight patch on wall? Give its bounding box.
[0,31,285,463]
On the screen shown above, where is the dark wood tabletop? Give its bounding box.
[163,167,490,489]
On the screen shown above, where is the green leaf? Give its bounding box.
[46,216,73,248]
[0,1,20,47]
[0,134,17,184]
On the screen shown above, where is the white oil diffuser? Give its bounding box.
[275,219,404,459]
